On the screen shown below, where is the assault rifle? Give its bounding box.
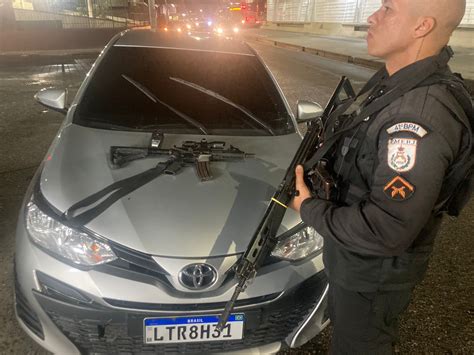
[216,77,356,331]
[109,138,254,181]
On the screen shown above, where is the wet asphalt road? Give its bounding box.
[0,40,472,354]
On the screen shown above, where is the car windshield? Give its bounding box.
[75,46,294,136]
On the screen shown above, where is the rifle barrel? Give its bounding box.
[215,277,247,332]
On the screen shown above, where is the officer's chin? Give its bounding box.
[366,41,383,59]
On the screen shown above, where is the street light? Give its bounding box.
[148,0,157,29]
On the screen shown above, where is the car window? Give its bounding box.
[74,46,294,136]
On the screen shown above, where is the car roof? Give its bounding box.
[113,29,255,56]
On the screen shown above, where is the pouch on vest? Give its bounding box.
[445,161,473,216]
[425,73,474,216]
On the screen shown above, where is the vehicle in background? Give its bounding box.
[227,1,263,28]
[214,20,241,36]
[193,18,215,32]
[161,20,189,33]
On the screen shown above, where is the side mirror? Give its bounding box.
[296,100,324,123]
[34,88,68,114]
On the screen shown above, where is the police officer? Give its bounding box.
[290,0,471,353]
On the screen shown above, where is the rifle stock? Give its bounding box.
[109,147,152,169]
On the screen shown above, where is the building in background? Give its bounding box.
[265,0,474,47]
[7,0,149,29]
[266,0,474,25]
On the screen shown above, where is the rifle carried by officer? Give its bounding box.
[216,77,356,331]
[110,137,254,181]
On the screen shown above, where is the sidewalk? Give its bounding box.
[243,28,474,82]
[0,48,101,67]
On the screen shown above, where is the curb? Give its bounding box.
[246,34,384,70]
[246,34,474,92]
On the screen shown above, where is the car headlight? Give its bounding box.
[26,202,117,266]
[271,224,324,261]
[233,27,239,33]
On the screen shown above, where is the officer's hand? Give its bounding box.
[289,165,312,212]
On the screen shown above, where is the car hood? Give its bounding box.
[40,124,303,257]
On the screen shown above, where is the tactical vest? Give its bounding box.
[320,66,472,292]
[335,72,473,217]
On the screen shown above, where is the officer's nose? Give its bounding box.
[367,8,378,25]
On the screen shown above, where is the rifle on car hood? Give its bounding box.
[61,135,253,227]
[110,137,254,181]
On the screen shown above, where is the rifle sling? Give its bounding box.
[62,159,173,227]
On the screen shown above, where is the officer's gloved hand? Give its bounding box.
[289,165,313,212]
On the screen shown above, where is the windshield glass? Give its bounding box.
[75,46,294,136]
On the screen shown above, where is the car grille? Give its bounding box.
[100,242,238,292]
[96,241,174,288]
[35,272,327,354]
[108,242,169,277]
[103,292,280,311]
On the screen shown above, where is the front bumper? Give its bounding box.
[26,271,327,354]
[16,265,328,354]
[15,209,329,354]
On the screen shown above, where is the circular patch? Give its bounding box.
[387,138,417,173]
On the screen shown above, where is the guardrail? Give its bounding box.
[14,8,148,30]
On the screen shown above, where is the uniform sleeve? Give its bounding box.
[300,117,458,257]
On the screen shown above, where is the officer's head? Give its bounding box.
[367,0,466,74]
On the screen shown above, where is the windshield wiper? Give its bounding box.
[169,76,276,136]
[121,74,208,135]
[84,120,141,131]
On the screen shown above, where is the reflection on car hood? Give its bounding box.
[40,124,303,257]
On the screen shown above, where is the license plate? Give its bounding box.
[144,314,245,344]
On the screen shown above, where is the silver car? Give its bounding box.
[14,29,329,354]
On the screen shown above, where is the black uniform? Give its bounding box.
[300,50,471,353]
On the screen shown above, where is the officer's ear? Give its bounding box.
[413,17,436,38]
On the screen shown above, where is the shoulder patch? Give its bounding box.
[387,138,417,173]
[386,122,428,137]
[384,176,415,201]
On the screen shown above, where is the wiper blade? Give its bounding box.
[169,76,276,136]
[121,74,208,135]
[84,120,140,131]
[121,74,158,104]
[136,123,204,133]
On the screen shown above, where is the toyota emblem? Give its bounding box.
[179,263,217,290]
